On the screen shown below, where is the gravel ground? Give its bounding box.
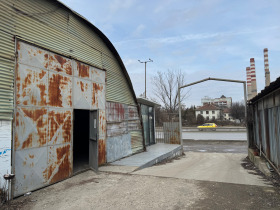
[3,169,280,210]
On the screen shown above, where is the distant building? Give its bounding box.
[195,104,221,121]
[223,108,234,122]
[201,95,232,108]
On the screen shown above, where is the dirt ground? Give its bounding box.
[3,164,280,210]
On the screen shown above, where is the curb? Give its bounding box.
[248,148,271,177]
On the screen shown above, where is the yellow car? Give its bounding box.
[197,123,217,131]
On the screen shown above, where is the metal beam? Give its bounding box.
[179,77,245,90]
[178,77,247,147]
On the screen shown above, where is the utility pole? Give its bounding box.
[138,58,153,98]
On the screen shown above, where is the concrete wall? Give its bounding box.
[0,120,11,189]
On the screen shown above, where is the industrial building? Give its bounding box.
[0,0,144,197]
[247,48,280,174]
[201,95,232,108]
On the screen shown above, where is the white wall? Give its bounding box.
[0,120,11,189]
[196,110,220,120]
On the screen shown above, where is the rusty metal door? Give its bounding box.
[89,110,98,171]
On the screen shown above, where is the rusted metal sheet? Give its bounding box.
[48,52,72,75]
[128,106,139,120]
[106,102,126,122]
[48,72,72,108]
[44,143,72,184]
[92,82,105,110]
[127,120,141,131]
[107,122,127,137]
[73,60,90,79]
[98,139,106,166]
[99,110,106,138]
[14,147,48,197]
[48,109,72,145]
[16,64,48,106]
[15,107,48,150]
[17,41,49,70]
[92,67,105,84]
[73,78,91,109]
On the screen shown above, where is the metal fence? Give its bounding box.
[155,122,180,144]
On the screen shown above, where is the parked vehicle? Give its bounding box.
[197,123,218,131]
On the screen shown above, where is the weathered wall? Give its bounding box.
[106,102,143,162]
[0,120,11,189]
[13,41,106,197]
[250,87,280,171]
[0,0,137,121]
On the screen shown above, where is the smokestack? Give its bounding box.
[246,67,252,100]
[264,48,271,87]
[250,58,257,98]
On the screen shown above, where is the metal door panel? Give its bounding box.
[89,110,98,171]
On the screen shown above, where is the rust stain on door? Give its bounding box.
[16,65,48,106]
[48,73,72,107]
[48,53,72,75]
[15,108,48,150]
[44,144,72,184]
[98,139,106,166]
[77,62,89,78]
[48,110,72,145]
[92,83,103,108]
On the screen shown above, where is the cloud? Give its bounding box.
[108,0,136,13]
[114,26,280,46]
[132,24,146,37]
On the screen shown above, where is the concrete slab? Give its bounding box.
[133,152,271,187]
[105,143,182,172]
[98,165,138,174]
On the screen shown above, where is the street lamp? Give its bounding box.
[138,58,153,98]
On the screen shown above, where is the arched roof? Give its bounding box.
[57,0,137,103]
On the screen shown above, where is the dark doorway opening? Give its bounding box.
[73,109,89,173]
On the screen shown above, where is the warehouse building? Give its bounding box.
[0,0,144,197]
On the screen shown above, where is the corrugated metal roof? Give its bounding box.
[250,77,280,103]
[0,0,140,120]
[137,97,161,107]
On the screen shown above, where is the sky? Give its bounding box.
[60,0,280,107]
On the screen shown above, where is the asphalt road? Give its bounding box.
[183,140,248,153]
[182,131,247,141]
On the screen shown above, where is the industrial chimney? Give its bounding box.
[246,67,252,100]
[250,58,257,97]
[264,48,271,87]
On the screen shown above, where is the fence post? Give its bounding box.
[178,83,183,146]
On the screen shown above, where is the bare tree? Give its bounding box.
[152,70,188,115]
[230,102,245,123]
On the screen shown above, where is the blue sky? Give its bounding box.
[60,0,280,107]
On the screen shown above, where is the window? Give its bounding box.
[200,111,203,114]
[206,116,209,120]
[212,111,215,114]
[212,116,215,120]
[206,111,209,114]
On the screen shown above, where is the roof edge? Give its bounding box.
[56,0,137,104]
